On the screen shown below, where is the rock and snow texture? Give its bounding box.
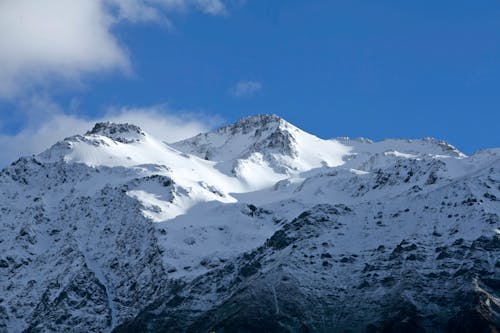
[0,114,498,332]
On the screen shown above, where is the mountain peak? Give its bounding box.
[232,114,285,127]
[214,114,290,137]
[171,114,302,162]
[420,137,465,157]
[172,114,350,180]
[86,122,146,143]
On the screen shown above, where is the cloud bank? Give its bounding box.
[0,103,221,166]
[0,0,228,98]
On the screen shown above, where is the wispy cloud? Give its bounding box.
[108,0,228,22]
[230,80,263,98]
[0,99,221,166]
[0,0,230,99]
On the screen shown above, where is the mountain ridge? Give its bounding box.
[0,114,498,332]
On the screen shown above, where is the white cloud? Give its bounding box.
[0,0,228,99]
[230,80,262,98]
[0,102,221,166]
[0,0,129,98]
[104,105,221,142]
[0,0,231,165]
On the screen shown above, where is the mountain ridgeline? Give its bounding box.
[0,115,499,332]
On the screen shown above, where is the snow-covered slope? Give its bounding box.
[172,114,351,188]
[0,115,498,332]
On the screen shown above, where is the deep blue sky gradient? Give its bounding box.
[2,0,499,153]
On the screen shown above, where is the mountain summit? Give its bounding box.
[172,114,350,186]
[0,115,499,332]
[86,122,146,143]
[173,114,300,161]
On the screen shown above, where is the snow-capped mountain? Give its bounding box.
[0,115,498,332]
[172,115,350,187]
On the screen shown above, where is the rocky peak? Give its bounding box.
[209,114,294,139]
[172,114,301,159]
[86,122,146,143]
[421,137,466,157]
[226,114,285,132]
[232,115,297,152]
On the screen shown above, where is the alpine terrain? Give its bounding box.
[0,114,498,332]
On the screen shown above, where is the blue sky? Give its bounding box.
[0,0,499,164]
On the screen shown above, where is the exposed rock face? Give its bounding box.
[172,114,294,159]
[0,115,499,332]
[115,207,500,333]
[87,122,146,143]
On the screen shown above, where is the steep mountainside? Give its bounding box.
[0,115,498,332]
